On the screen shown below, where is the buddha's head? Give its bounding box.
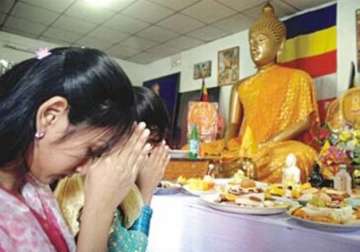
[342,87,360,128]
[249,3,286,67]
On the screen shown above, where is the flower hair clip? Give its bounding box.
[35,48,51,60]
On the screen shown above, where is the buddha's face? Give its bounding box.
[249,31,280,67]
[343,88,360,127]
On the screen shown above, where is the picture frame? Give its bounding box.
[217,46,239,86]
[193,60,212,80]
[173,87,220,148]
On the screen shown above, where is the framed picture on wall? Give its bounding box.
[173,87,220,148]
[193,60,212,80]
[217,46,239,86]
[356,8,360,73]
[143,73,180,147]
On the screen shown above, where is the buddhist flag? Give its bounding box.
[278,4,337,100]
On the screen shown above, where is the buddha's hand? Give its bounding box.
[137,141,170,204]
[84,122,152,213]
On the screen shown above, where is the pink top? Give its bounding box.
[0,175,76,252]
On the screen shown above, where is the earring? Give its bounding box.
[35,130,46,139]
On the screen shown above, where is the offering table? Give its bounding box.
[147,194,360,252]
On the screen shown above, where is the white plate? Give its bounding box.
[155,186,181,195]
[183,184,217,196]
[155,181,182,195]
[200,194,288,215]
[288,214,360,232]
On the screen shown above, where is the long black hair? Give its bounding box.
[0,47,135,167]
[134,86,169,145]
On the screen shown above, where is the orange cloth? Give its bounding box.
[237,64,319,146]
[253,140,317,183]
[202,65,319,182]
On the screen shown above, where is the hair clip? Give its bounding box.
[35,48,51,60]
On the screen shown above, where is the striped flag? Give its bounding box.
[278,4,337,100]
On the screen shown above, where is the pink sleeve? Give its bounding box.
[0,227,14,252]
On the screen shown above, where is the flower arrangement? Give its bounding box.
[318,126,360,179]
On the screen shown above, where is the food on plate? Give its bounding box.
[265,183,319,200]
[290,204,354,224]
[214,178,287,209]
[216,191,287,208]
[289,189,360,224]
[233,193,264,207]
[240,178,256,188]
[302,188,349,206]
[226,179,262,196]
[183,175,215,191]
[228,169,247,184]
[265,184,285,197]
[177,176,188,185]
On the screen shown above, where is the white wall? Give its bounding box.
[114,58,145,86]
[337,0,360,93]
[143,30,255,122]
[0,31,144,86]
[143,0,360,122]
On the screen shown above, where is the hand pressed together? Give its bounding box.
[137,141,170,204]
[84,122,152,212]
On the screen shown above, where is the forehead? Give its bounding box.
[250,31,270,40]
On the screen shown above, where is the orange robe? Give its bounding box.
[203,65,319,183]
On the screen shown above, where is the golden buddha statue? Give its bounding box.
[322,86,360,180]
[326,86,360,131]
[203,3,319,183]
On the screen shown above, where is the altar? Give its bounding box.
[147,194,360,252]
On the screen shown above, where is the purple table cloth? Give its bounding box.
[147,194,360,252]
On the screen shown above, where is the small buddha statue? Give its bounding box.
[282,154,301,188]
[203,3,319,183]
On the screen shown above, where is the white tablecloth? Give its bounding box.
[147,194,360,252]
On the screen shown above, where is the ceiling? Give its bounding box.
[0,0,332,64]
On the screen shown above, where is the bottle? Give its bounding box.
[334,164,352,194]
[188,124,200,159]
[282,154,301,189]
